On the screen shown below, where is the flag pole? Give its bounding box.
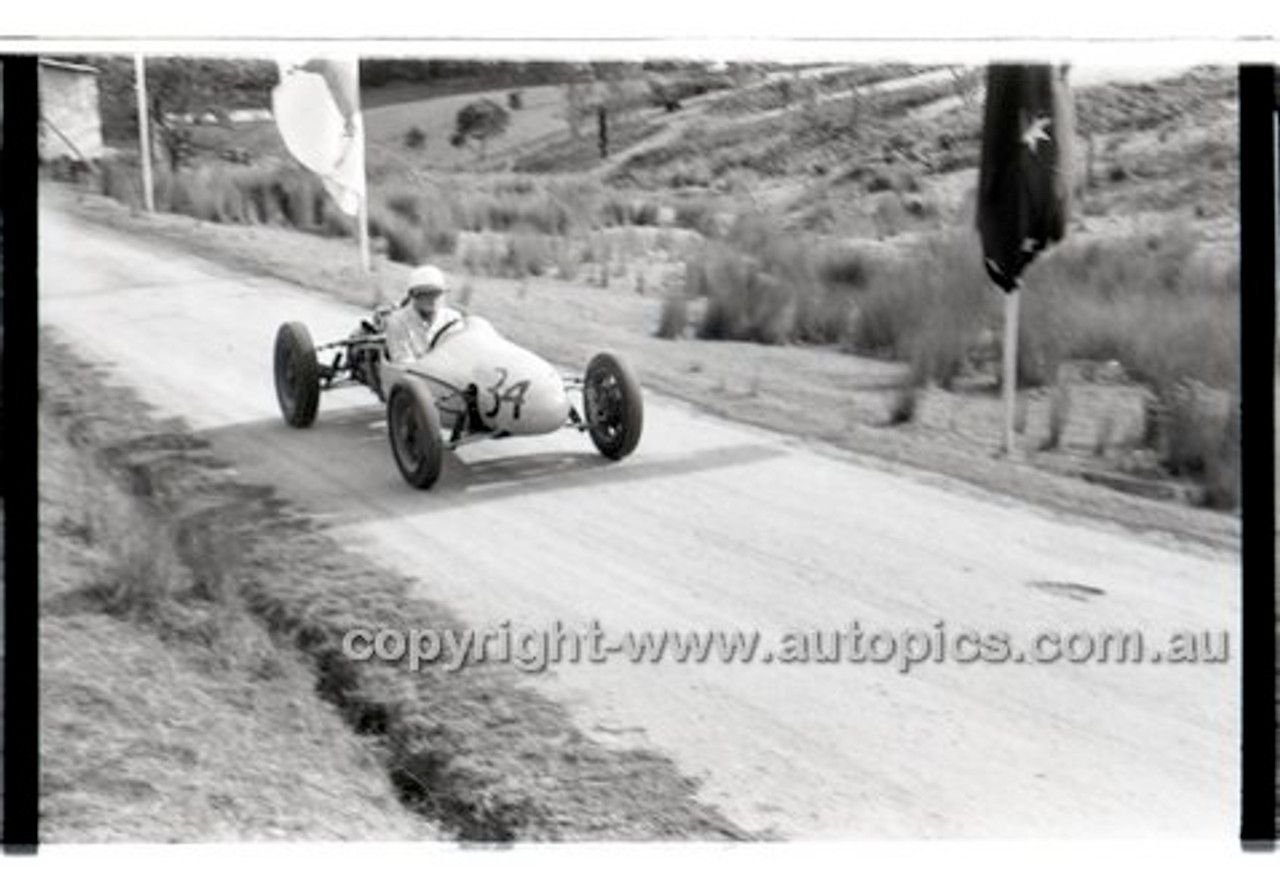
[1001,286,1020,455]
[358,191,371,273]
[134,54,155,214]
[351,85,371,274]
[357,113,370,273]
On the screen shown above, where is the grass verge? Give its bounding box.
[40,352,433,842]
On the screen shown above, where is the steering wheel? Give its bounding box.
[429,317,462,350]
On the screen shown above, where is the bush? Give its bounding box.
[1042,384,1072,451]
[551,238,581,281]
[655,294,689,339]
[1022,222,1239,393]
[1150,381,1240,509]
[848,230,991,388]
[821,249,872,289]
[452,99,511,156]
[99,154,142,208]
[672,199,722,237]
[404,126,427,150]
[887,381,918,425]
[683,215,868,347]
[504,230,552,277]
[367,207,424,263]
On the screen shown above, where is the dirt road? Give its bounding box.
[39,205,1240,838]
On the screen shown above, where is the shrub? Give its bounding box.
[386,190,422,223]
[452,99,511,157]
[1042,383,1072,451]
[367,208,424,264]
[672,199,722,237]
[848,230,991,387]
[1022,222,1239,394]
[1201,393,1241,509]
[99,154,142,208]
[887,380,918,425]
[656,294,689,339]
[686,216,819,345]
[1147,381,1240,509]
[552,238,581,281]
[504,230,552,278]
[820,248,872,290]
[404,126,427,150]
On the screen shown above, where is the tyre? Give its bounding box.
[274,322,320,428]
[583,352,643,460]
[387,380,445,489]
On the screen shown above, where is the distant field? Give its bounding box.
[363,82,576,171]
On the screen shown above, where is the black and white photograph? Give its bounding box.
[2,13,1276,879]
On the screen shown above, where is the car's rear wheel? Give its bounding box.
[387,381,444,489]
[274,321,320,428]
[583,352,643,460]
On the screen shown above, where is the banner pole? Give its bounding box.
[358,190,371,273]
[134,54,155,214]
[356,107,370,273]
[1001,286,1020,456]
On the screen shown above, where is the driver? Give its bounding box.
[384,264,463,362]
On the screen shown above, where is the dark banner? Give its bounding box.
[977,64,1074,293]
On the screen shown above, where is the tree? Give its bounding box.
[86,55,276,169]
[143,57,275,170]
[450,98,510,158]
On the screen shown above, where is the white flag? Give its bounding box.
[273,56,366,217]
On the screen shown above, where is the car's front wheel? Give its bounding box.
[583,352,643,460]
[387,381,445,489]
[274,321,320,428]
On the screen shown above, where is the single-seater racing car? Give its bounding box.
[272,304,643,490]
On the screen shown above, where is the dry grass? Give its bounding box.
[1022,222,1239,392]
[100,153,348,234]
[687,216,1236,394]
[454,225,699,282]
[675,212,1238,503]
[684,214,868,345]
[39,385,430,842]
[97,155,712,281]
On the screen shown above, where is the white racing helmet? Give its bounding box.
[408,264,448,295]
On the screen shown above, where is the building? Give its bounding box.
[39,58,105,163]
